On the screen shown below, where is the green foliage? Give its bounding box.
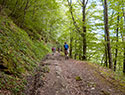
[57,0,124,73]
[0,0,61,94]
[0,0,61,43]
[0,72,27,94]
[75,76,82,81]
[42,66,50,73]
[0,14,50,94]
[0,0,124,94]
[0,16,49,75]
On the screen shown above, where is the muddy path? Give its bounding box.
[25,53,125,95]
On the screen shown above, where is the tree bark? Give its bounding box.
[114,13,119,71]
[82,0,88,60]
[122,0,125,73]
[104,0,113,69]
[101,0,108,67]
[74,38,77,59]
[105,44,108,67]
[70,31,73,58]
[123,47,125,74]
[67,0,88,60]
[67,0,81,33]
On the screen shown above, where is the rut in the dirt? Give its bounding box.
[25,53,125,95]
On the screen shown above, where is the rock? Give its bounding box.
[91,87,95,90]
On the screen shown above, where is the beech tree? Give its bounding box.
[1,0,124,74]
[103,0,113,69]
[67,0,89,60]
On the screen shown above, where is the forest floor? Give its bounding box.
[25,52,125,95]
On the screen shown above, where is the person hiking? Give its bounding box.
[52,46,56,55]
[57,44,61,53]
[64,42,69,59]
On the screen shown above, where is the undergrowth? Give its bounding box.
[87,62,125,93]
[0,13,50,94]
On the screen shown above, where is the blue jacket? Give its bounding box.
[64,44,69,49]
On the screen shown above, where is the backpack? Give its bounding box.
[64,44,68,49]
[52,47,54,51]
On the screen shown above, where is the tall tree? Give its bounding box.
[101,0,108,67]
[103,0,113,69]
[122,0,125,73]
[67,0,88,60]
[82,0,88,60]
[114,12,119,71]
[69,30,73,58]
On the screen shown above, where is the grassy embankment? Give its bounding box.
[0,10,50,94]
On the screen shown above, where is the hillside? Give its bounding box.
[0,11,50,94]
[0,0,125,94]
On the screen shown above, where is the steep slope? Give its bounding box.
[0,12,50,94]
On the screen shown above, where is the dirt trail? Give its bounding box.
[26,53,125,95]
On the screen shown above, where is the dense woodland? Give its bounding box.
[0,0,124,94]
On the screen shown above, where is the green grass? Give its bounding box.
[0,14,50,94]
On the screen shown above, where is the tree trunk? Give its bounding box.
[67,0,81,33]
[104,0,113,69]
[122,0,125,73]
[74,39,77,59]
[79,54,82,60]
[82,0,87,60]
[70,32,73,58]
[114,13,119,71]
[67,0,88,60]
[123,48,125,74]
[101,0,108,67]
[104,28,108,67]
[105,45,108,67]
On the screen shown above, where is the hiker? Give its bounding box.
[57,44,61,53]
[57,47,61,53]
[52,47,56,55]
[64,42,69,57]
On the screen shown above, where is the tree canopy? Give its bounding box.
[0,0,124,83]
